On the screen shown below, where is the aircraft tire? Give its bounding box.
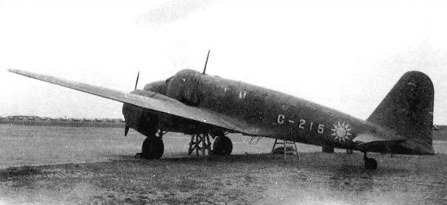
[365,158,378,170]
[141,137,164,159]
[212,136,233,155]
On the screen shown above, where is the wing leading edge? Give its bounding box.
[8,69,271,136]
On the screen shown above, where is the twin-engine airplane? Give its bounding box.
[8,62,434,170]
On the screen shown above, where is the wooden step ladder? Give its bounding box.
[271,138,299,159]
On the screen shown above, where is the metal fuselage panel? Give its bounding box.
[163,69,384,149]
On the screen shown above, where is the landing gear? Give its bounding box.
[187,133,232,156]
[212,136,233,155]
[363,152,377,170]
[136,129,165,160]
[188,133,212,156]
[141,137,164,159]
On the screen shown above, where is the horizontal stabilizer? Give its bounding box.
[353,133,405,152]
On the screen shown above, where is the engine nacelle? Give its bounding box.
[122,89,162,137]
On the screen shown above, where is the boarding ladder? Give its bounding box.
[271,138,299,159]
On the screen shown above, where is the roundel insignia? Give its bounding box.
[331,121,352,142]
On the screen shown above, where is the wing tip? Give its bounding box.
[8,69,34,78]
[8,69,21,74]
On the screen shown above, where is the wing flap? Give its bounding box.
[8,69,270,136]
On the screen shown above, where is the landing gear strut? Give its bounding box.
[188,133,233,156]
[188,133,212,156]
[363,152,377,170]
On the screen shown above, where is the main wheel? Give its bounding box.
[141,137,164,159]
[212,136,233,155]
[365,158,378,170]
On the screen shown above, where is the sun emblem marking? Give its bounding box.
[331,121,352,142]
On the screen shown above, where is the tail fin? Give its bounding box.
[367,71,434,154]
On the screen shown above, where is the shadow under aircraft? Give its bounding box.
[9,54,434,170]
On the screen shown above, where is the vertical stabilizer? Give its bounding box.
[367,71,434,154]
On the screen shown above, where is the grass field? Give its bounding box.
[433,125,447,141]
[0,125,446,204]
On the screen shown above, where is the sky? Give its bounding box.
[0,0,446,124]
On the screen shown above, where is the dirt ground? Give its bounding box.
[0,125,446,204]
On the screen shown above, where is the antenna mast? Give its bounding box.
[134,71,140,90]
[202,50,210,74]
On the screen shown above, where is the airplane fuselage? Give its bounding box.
[128,69,397,152]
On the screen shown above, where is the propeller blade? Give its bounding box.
[124,126,130,136]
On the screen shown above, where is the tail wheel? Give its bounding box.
[212,136,233,155]
[363,152,378,170]
[141,137,164,159]
[365,158,378,170]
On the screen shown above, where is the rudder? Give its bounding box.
[367,71,434,154]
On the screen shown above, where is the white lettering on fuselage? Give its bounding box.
[239,91,248,99]
[299,119,305,129]
[277,114,285,124]
[276,114,325,134]
[317,124,325,134]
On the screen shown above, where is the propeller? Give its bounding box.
[124,126,130,136]
[125,71,140,136]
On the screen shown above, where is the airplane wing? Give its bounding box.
[8,69,272,136]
